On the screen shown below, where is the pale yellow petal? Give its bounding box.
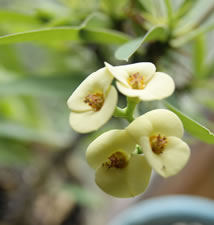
[116,81,156,99]
[69,86,117,133]
[126,114,153,142]
[117,62,156,83]
[140,136,190,178]
[95,154,152,198]
[67,67,113,112]
[127,109,184,141]
[139,72,175,101]
[144,109,184,138]
[126,154,152,196]
[105,62,129,87]
[86,129,136,169]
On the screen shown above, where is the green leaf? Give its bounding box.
[0,12,129,46]
[0,10,39,25]
[165,102,214,144]
[193,34,206,77]
[115,26,168,61]
[175,0,195,21]
[0,27,80,45]
[164,0,173,29]
[171,22,214,47]
[171,12,214,47]
[0,75,80,98]
[80,28,129,44]
[0,27,129,46]
[174,0,214,36]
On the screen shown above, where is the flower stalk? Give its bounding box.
[113,97,139,123]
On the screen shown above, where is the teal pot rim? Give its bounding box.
[109,195,214,225]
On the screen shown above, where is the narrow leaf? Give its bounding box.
[165,102,214,144]
[115,26,168,61]
[193,34,206,77]
[174,0,214,36]
[0,27,80,45]
[164,0,173,29]
[0,13,129,45]
[0,10,39,25]
[80,28,129,44]
[171,17,214,47]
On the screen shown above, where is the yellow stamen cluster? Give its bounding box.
[150,134,167,155]
[103,152,128,169]
[84,92,104,111]
[127,73,146,89]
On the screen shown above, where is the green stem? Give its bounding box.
[114,107,126,118]
[113,97,139,123]
[126,97,139,122]
[136,144,143,154]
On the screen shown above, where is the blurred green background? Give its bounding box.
[0,0,213,225]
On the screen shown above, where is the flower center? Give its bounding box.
[103,152,128,169]
[150,134,167,155]
[84,92,104,111]
[127,73,146,89]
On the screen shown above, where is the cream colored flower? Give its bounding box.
[126,109,190,178]
[86,129,152,198]
[105,62,175,101]
[67,68,118,133]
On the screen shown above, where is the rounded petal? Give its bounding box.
[95,154,152,198]
[139,136,190,177]
[69,86,117,133]
[115,72,174,101]
[67,67,113,112]
[139,72,175,101]
[86,129,136,169]
[126,109,184,141]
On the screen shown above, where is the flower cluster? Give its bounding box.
[67,62,190,198]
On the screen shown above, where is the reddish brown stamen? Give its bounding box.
[150,134,168,154]
[84,92,104,111]
[103,152,128,169]
[127,72,146,89]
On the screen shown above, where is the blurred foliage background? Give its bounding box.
[0,0,213,225]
